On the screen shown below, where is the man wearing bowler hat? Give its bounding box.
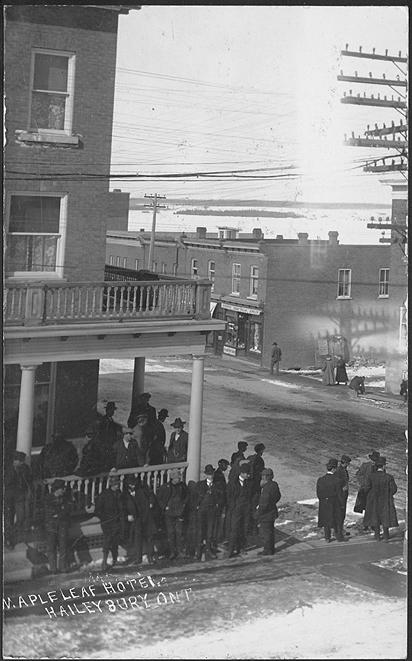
[255,468,281,556]
[226,461,253,557]
[316,459,347,543]
[167,418,188,463]
[98,401,123,447]
[157,468,188,560]
[195,465,225,560]
[336,454,352,537]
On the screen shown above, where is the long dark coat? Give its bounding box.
[316,473,342,528]
[166,431,188,463]
[256,480,281,523]
[363,471,398,528]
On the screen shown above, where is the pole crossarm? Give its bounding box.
[363,162,407,173]
[338,74,407,87]
[341,48,407,63]
[341,95,407,109]
[344,137,407,148]
[365,122,407,137]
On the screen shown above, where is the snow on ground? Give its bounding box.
[99,358,193,374]
[261,378,302,389]
[88,597,406,660]
[286,364,386,389]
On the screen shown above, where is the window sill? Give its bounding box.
[336,296,352,300]
[230,292,240,296]
[247,295,258,300]
[15,130,82,147]
[378,294,389,299]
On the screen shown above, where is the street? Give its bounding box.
[3,354,407,659]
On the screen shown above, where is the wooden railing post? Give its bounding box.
[24,285,45,326]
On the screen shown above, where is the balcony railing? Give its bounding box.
[4,279,211,326]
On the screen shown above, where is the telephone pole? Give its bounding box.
[144,193,166,271]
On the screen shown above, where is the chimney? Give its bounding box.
[328,231,339,245]
[276,234,284,240]
[252,228,263,239]
[298,232,309,244]
[196,226,207,239]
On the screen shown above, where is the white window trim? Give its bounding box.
[337,268,352,299]
[208,260,215,291]
[378,267,390,298]
[135,259,139,270]
[122,257,127,268]
[6,191,67,280]
[109,255,114,265]
[231,263,241,295]
[191,258,198,276]
[29,48,76,135]
[115,256,121,266]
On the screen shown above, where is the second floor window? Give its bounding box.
[250,265,259,297]
[161,262,167,274]
[6,193,66,277]
[135,259,139,270]
[115,256,121,267]
[232,263,241,294]
[378,268,390,297]
[122,257,127,268]
[337,268,351,298]
[191,259,198,276]
[208,260,215,291]
[30,50,75,132]
[109,255,114,265]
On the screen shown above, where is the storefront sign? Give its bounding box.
[223,345,237,356]
[221,303,262,315]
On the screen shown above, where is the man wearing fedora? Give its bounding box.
[44,479,72,573]
[128,392,157,428]
[157,468,188,560]
[114,428,142,470]
[255,467,281,556]
[95,471,125,570]
[195,465,225,560]
[316,459,347,543]
[167,418,188,463]
[97,401,123,447]
[363,456,399,541]
[354,450,380,523]
[336,454,352,537]
[150,408,169,465]
[226,461,253,557]
[4,450,32,549]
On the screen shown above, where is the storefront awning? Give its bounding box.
[221,302,262,315]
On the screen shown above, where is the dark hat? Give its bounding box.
[326,458,338,470]
[51,478,65,492]
[254,443,265,453]
[238,441,248,450]
[13,450,26,461]
[158,408,169,417]
[218,458,230,468]
[127,479,138,489]
[141,392,151,399]
[239,461,251,474]
[204,464,215,475]
[171,417,186,428]
[341,455,351,464]
[109,474,121,485]
[261,467,274,479]
[85,427,95,436]
[368,450,381,462]
[375,456,387,467]
[105,401,117,410]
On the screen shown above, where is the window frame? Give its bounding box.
[337,268,352,299]
[29,48,76,135]
[135,259,139,271]
[208,260,216,291]
[115,256,121,267]
[6,191,67,279]
[378,267,390,298]
[109,255,114,266]
[191,258,198,277]
[249,265,259,298]
[122,257,127,268]
[232,263,241,295]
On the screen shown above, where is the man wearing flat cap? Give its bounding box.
[44,479,72,573]
[195,465,225,560]
[363,457,399,541]
[336,455,352,537]
[4,451,32,549]
[256,467,281,556]
[316,459,347,543]
[354,450,381,521]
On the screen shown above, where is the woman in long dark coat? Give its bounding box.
[363,457,398,541]
[335,356,348,385]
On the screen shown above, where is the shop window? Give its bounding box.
[249,265,259,297]
[378,268,389,297]
[249,320,262,354]
[337,268,351,298]
[208,260,215,291]
[6,193,67,278]
[30,50,75,133]
[232,263,241,294]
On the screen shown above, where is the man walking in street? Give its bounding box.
[316,459,347,543]
[270,342,282,375]
[255,467,281,556]
[226,461,253,558]
[363,456,398,542]
[335,454,351,537]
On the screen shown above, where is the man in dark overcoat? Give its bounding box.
[316,459,347,543]
[97,401,123,447]
[94,472,125,570]
[149,408,169,465]
[78,427,116,476]
[166,418,188,463]
[228,441,249,484]
[4,450,32,548]
[157,468,188,559]
[122,478,145,566]
[195,465,225,560]
[255,467,281,555]
[226,461,253,557]
[354,450,380,526]
[40,433,79,478]
[335,454,351,537]
[114,429,142,469]
[363,456,398,541]
[44,479,72,573]
[213,459,230,545]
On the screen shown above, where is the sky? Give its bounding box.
[111,5,408,206]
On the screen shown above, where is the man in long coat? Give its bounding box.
[166,418,188,463]
[335,454,351,537]
[149,408,169,465]
[226,461,253,557]
[94,472,125,570]
[44,479,72,573]
[354,450,380,525]
[157,468,188,559]
[363,456,398,541]
[195,465,225,560]
[255,467,281,555]
[316,459,347,542]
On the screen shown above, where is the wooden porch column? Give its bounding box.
[187,354,205,482]
[16,364,38,462]
[131,357,146,407]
